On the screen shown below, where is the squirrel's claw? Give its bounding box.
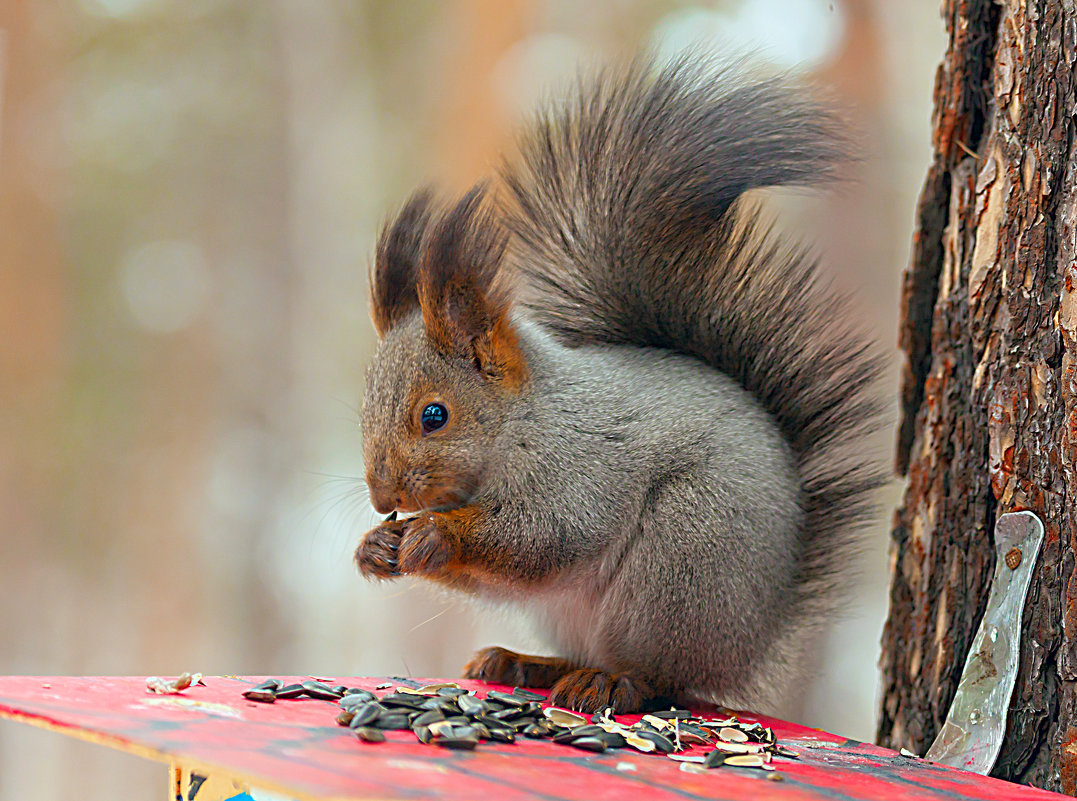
[462,646,577,689]
[548,669,655,714]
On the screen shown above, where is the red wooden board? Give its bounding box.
[0,675,1065,801]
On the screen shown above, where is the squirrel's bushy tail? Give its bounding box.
[500,53,884,623]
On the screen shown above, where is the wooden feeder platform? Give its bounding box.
[0,675,1066,801]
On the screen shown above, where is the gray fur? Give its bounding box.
[360,53,883,710]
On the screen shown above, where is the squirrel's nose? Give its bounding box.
[369,484,399,515]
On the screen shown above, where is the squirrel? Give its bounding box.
[355,53,883,715]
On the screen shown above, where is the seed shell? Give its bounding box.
[724,754,767,768]
[545,707,587,727]
[623,732,657,753]
[719,727,749,743]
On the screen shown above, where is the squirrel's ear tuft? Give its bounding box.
[418,185,526,388]
[371,188,437,337]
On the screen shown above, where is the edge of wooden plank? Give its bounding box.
[0,703,359,801]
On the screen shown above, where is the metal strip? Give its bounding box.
[924,510,1044,773]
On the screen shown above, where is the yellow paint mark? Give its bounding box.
[140,696,242,719]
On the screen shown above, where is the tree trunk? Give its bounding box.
[879,0,1077,792]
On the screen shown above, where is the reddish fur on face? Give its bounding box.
[462,646,578,688]
[548,669,657,714]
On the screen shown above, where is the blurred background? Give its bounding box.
[0,0,943,797]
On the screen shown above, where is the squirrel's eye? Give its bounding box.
[420,403,449,434]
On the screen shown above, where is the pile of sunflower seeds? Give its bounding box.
[241,679,797,776]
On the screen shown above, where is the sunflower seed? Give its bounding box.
[703,750,728,768]
[598,730,628,748]
[412,709,446,727]
[349,702,384,728]
[650,709,691,720]
[512,687,546,701]
[523,723,554,738]
[374,713,412,730]
[486,690,527,708]
[571,737,607,753]
[301,681,341,700]
[274,683,305,699]
[354,726,386,743]
[426,719,455,737]
[457,694,488,716]
[335,709,355,726]
[436,737,478,750]
[242,689,277,703]
[634,730,675,753]
[486,728,516,743]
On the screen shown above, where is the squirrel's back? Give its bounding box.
[500,53,884,626]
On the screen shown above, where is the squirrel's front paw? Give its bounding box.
[355,519,406,579]
[355,514,452,579]
[395,514,452,574]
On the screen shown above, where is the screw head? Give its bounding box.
[1005,547,1022,570]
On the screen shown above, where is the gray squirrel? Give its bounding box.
[355,53,883,714]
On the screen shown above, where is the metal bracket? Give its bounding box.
[924,511,1044,774]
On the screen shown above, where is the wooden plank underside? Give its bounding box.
[0,676,1065,801]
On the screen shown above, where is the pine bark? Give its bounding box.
[879,0,1077,792]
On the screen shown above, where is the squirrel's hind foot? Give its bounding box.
[462,646,576,689]
[548,669,655,714]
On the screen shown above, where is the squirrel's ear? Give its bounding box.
[418,186,527,389]
[370,188,437,337]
